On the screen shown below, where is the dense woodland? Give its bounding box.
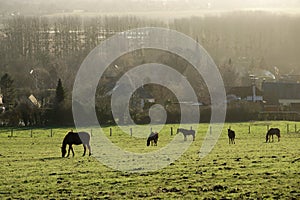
[0,11,299,126]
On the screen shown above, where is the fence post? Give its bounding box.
[295,124,297,133]
[170,127,173,136]
[30,129,33,137]
[10,129,13,137]
[248,125,251,134]
[287,124,289,134]
[150,127,152,133]
[130,128,132,137]
[267,125,270,131]
[210,126,212,135]
[110,128,112,136]
[90,129,93,137]
[50,128,53,137]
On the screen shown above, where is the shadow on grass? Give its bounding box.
[39,157,62,161]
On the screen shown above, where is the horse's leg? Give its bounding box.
[272,135,274,142]
[67,145,71,157]
[82,144,86,156]
[184,135,187,141]
[87,144,92,156]
[193,134,195,141]
[70,145,75,157]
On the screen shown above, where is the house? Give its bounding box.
[227,86,263,102]
[0,94,4,113]
[28,94,41,108]
[259,82,300,120]
[262,82,300,105]
[135,87,155,109]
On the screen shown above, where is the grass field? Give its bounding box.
[0,121,300,199]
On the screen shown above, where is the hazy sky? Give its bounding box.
[1,0,300,17]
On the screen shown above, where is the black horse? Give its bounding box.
[228,128,235,144]
[176,128,195,141]
[266,128,280,142]
[147,132,159,146]
[61,131,92,157]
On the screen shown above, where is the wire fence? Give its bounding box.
[0,127,71,138]
[0,122,299,138]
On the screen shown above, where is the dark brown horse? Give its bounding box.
[266,128,280,142]
[228,129,235,144]
[147,132,159,146]
[61,131,92,157]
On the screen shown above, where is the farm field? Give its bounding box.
[0,121,300,199]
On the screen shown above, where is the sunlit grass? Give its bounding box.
[0,121,299,199]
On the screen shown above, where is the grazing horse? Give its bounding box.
[147,132,159,146]
[266,128,280,142]
[61,131,92,157]
[228,129,235,144]
[176,128,195,141]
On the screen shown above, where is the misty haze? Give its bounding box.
[0,0,300,199]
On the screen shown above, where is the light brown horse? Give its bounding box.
[176,128,195,141]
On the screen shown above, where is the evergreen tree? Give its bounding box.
[55,78,65,104]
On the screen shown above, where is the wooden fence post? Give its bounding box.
[90,129,93,137]
[50,129,53,137]
[287,124,289,134]
[130,128,132,137]
[10,129,13,137]
[110,128,112,136]
[295,124,297,133]
[210,126,212,135]
[170,127,173,136]
[248,125,251,134]
[30,129,33,137]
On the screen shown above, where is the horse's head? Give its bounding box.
[266,130,270,142]
[61,147,67,157]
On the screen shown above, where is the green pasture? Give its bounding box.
[0,122,299,199]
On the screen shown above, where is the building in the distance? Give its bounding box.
[262,82,300,106]
[227,86,263,103]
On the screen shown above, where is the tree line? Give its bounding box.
[0,12,299,125]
